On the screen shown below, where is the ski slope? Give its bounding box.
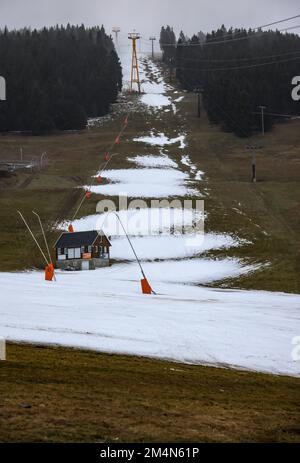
[1,41,299,379]
[0,269,299,377]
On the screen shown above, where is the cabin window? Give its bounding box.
[94,246,98,253]
[67,248,81,259]
[57,248,66,258]
[67,248,75,259]
[57,248,67,256]
[74,248,81,258]
[88,246,92,253]
[81,246,85,253]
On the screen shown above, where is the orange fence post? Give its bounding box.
[45,263,54,282]
[141,278,152,295]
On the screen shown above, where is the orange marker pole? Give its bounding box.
[113,212,155,295]
[32,211,56,282]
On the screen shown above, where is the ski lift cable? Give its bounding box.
[176,54,300,72]
[173,49,300,64]
[152,14,300,46]
[158,22,300,48]
[71,114,130,221]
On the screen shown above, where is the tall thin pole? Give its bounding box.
[112,212,156,294]
[246,144,263,183]
[149,36,156,59]
[32,211,56,281]
[258,105,266,136]
[32,211,52,266]
[113,212,145,279]
[112,27,120,48]
[17,211,49,265]
[252,149,256,183]
[194,88,201,118]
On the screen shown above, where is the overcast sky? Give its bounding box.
[0,0,299,45]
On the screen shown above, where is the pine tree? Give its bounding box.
[0,25,122,133]
[175,26,300,136]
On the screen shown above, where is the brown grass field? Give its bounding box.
[0,343,299,443]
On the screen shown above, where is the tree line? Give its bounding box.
[160,26,176,66]
[160,25,300,136]
[0,25,122,133]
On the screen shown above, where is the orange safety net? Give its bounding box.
[45,263,54,281]
[68,224,74,233]
[96,175,102,183]
[86,191,91,199]
[141,278,152,295]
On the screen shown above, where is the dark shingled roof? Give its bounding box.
[55,231,102,248]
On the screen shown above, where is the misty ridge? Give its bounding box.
[0,19,299,135]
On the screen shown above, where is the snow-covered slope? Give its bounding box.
[1,42,299,379]
[0,269,299,377]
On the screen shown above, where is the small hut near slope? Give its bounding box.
[54,230,111,271]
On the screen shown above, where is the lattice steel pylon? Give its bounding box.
[128,32,141,93]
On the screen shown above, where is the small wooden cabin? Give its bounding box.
[54,230,111,271]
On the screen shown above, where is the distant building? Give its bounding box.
[54,230,111,271]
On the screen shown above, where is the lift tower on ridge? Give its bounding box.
[112,27,121,47]
[149,36,156,59]
[128,32,141,93]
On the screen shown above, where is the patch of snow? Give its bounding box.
[128,155,178,169]
[181,155,204,180]
[133,258,257,284]
[134,132,186,149]
[98,168,187,184]
[89,183,197,198]
[87,168,198,198]
[195,171,204,181]
[0,270,299,377]
[141,93,171,108]
[111,234,242,261]
[181,155,196,172]
[87,115,111,128]
[63,208,203,237]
